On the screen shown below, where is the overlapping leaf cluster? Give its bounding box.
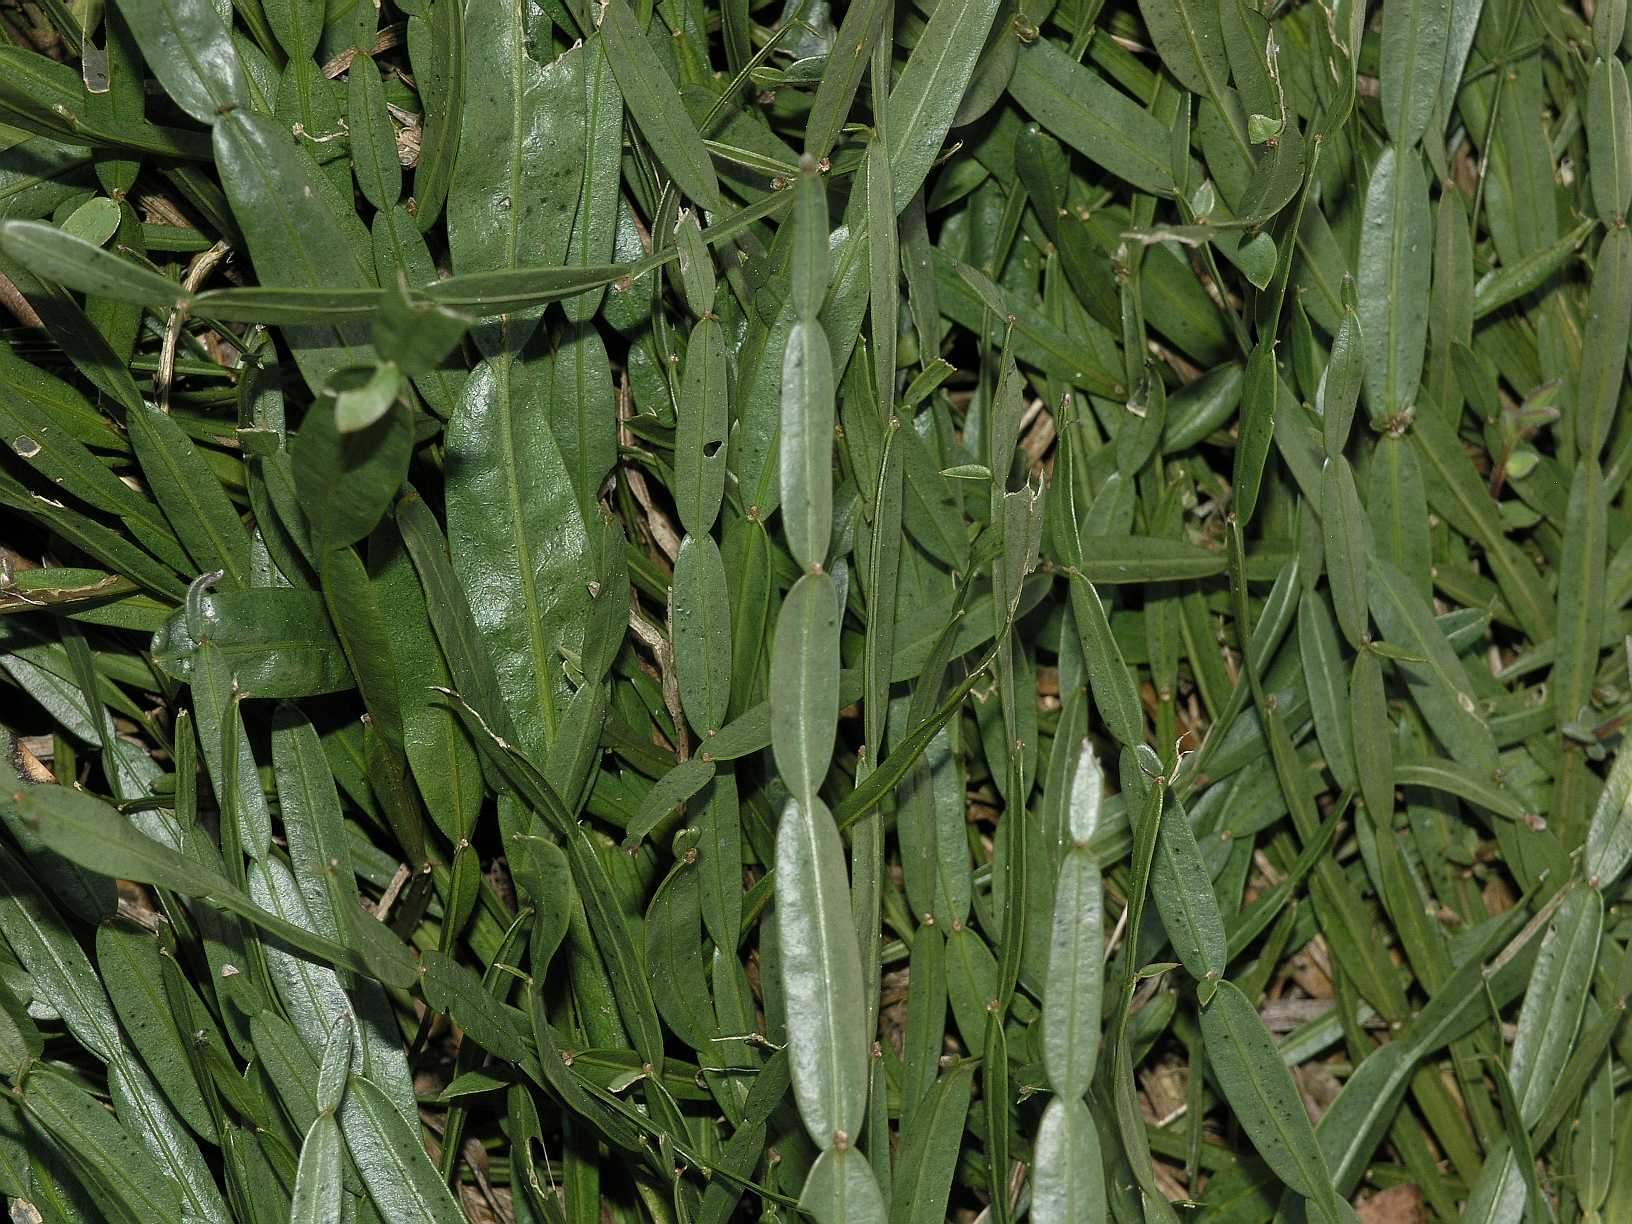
[0,0,1630,1217]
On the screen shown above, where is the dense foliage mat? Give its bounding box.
[0,0,1631,1217]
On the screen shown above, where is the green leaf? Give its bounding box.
[450,0,585,350]
[0,847,122,1061]
[290,1114,343,1224]
[1577,226,1632,458]
[1150,794,1226,998]
[421,949,530,1062]
[674,532,732,735]
[1032,1097,1105,1224]
[333,363,404,434]
[884,0,1002,210]
[1321,454,1370,650]
[15,785,408,986]
[1507,887,1603,1125]
[562,35,623,323]
[1551,458,1607,746]
[1008,39,1177,198]
[96,925,216,1141]
[1074,535,1225,583]
[1589,55,1632,221]
[1350,645,1395,825]
[780,318,837,572]
[113,0,248,124]
[0,974,40,1079]
[1136,0,1228,98]
[597,0,721,211]
[800,1147,887,1224]
[347,55,400,213]
[1357,144,1429,422]
[807,0,890,162]
[1379,0,1449,147]
[1200,979,1347,1222]
[624,756,716,847]
[127,401,252,587]
[1041,845,1103,1098]
[408,0,464,229]
[1233,339,1279,526]
[0,218,182,306]
[1367,555,1497,773]
[1586,737,1632,888]
[212,109,373,394]
[316,1017,353,1115]
[889,1065,972,1224]
[643,857,718,1051]
[338,1074,466,1222]
[675,316,730,536]
[777,795,868,1150]
[770,572,841,807]
[445,351,591,758]
[1472,219,1596,319]
[19,1065,182,1224]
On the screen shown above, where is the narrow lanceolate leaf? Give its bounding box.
[562,35,622,323]
[1577,225,1632,458]
[113,0,247,124]
[1588,56,1632,221]
[316,1017,353,1115]
[793,159,830,323]
[1065,573,1143,747]
[0,219,186,307]
[339,1075,466,1222]
[1319,294,1363,456]
[1041,846,1103,1098]
[1076,536,1225,582]
[0,849,122,1061]
[800,1147,887,1224]
[884,0,1002,209]
[624,756,716,847]
[410,0,464,229]
[777,796,869,1150]
[290,1114,343,1224]
[771,572,841,809]
[1032,1097,1105,1224]
[213,109,373,394]
[96,925,215,1140]
[348,55,401,213]
[781,319,836,572]
[1150,796,1226,998]
[812,3,891,164]
[1357,144,1430,422]
[1586,739,1632,888]
[1234,340,1279,526]
[450,0,584,349]
[1379,0,1449,148]
[445,352,590,758]
[1508,887,1603,1125]
[127,401,251,587]
[597,0,721,210]
[674,532,733,735]
[1136,0,1227,98]
[1321,455,1370,649]
[1350,645,1395,824]
[675,316,730,535]
[19,1066,182,1224]
[1367,555,1497,773]
[1008,40,1177,198]
[1551,459,1606,739]
[889,1066,972,1224]
[1201,981,1347,1222]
